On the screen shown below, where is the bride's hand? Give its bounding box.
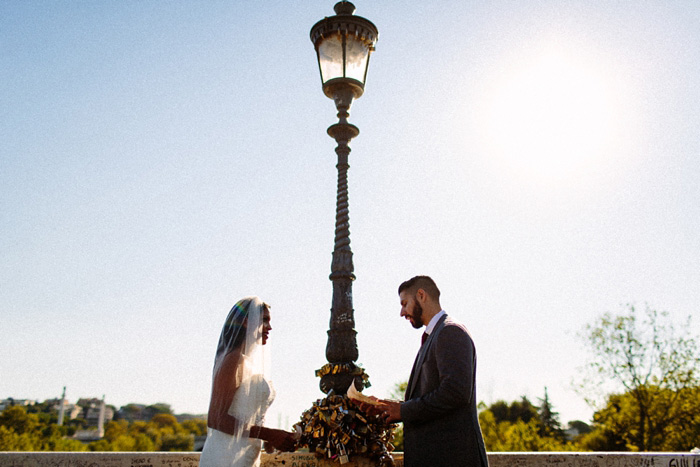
[263,428,297,452]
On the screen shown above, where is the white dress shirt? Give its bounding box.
[424,309,446,336]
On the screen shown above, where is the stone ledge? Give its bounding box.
[487,453,700,467]
[0,452,698,467]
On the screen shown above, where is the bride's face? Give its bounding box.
[260,308,272,345]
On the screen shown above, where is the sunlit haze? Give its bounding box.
[2,1,699,432]
[484,49,617,182]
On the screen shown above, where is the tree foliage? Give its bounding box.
[489,396,538,425]
[568,420,591,433]
[538,387,565,441]
[0,406,87,451]
[478,392,574,452]
[578,386,700,451]
[386,383,585,452]
[577,304,700,451]
[147,403,173,416]
[181,419,207,437]
[387,381,407,451]
[0,405,202,452]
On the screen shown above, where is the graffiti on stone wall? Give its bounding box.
[263,452,382,467]
[669,457,700,467]
[484,454,699,467]
[127,455,199,467]
[0,454,201,467]
[271,453,323,467]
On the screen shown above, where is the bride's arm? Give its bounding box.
[207,350,243,435]
[208,350,296,451]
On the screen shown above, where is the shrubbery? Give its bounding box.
[0,405,206,452]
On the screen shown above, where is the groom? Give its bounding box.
[378,276,489,467]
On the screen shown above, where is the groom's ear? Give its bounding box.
[415,288,427,303]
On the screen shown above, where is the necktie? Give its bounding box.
[421,332,428,345]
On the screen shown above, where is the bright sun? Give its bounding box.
[484,52,615,182]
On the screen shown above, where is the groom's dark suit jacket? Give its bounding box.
[401,313,489,467]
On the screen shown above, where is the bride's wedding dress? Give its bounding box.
[200,375,276,467]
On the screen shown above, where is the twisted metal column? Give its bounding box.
[320,87,362,395]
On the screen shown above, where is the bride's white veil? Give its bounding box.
[209,296,271,445]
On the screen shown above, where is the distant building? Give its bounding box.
[51,400,83,420]
[76,397,102,408]
[565,421,592,440]
[85,405,113,427]
[116,404,176,422]
[565,426,580,440]
[0,398,36,412]
[175,413,207,423]
[48,395,83,420]
[116,404,148,422]
[70,396,111,440]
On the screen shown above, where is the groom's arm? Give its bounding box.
[400,324,475,423]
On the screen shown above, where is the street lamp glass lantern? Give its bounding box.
[310,1,378,98]
[317,32,370,84]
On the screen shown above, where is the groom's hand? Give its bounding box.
[377,400,402,423]
[357,396,383,416]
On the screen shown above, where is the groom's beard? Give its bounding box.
[411,301,423,329]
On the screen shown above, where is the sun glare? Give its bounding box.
[484,52,615,182]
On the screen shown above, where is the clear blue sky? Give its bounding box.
[2,0,699,429]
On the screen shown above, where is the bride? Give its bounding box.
[200,297,297,467]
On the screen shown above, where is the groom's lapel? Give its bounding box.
[406,314,448,399]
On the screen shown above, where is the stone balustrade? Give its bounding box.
[0,452,699,467]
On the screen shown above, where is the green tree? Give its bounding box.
[118,404,145,422]
[479,396,577,452]
[510,397,538,424]
[0,405,86,452]
[538,387,564,441]
[132,432,156,451]
[578,386,700,451]
[488,397,538,424]
[478,407,506,450]
[104,420,129,442]
[478,408,573,452]
[42,435,88,452]
[128,420,149,435]
[0,425,38,451]
[488,401,510,424]
[567,420,591,436]
[150,413,178,430]
[160,433,194,451]
[0,406,39,435]
[577,304,700,451]
[502,419,572,451]
[111,434,138,451]
[387,381,407,451]
[88,439,112,451]
[0,402,205,452]
[659,386,700,450]
[181,419,207,437]
[147,403,173,415]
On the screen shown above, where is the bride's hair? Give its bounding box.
[216,298,270,358]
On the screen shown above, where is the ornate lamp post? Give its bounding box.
[310,1,378,396]
[297,6,393,464]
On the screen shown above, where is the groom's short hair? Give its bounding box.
[398,275,441,301]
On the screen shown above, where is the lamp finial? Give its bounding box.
[334,2,356,15]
